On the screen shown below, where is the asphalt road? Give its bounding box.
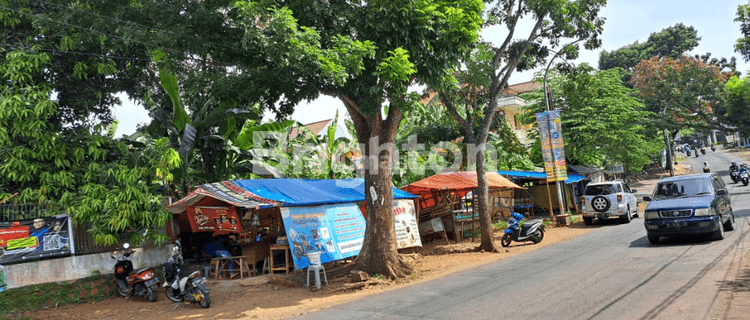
[294,149,750,320]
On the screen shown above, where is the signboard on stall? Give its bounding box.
[394,199,422,249]
[536,110,568,182]
[280,203,366,269]
[0,215,73,264]
[185,206,243,234]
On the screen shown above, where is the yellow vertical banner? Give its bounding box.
[536,111,567,182]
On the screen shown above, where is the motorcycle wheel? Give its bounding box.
[115,282,128,297]
[147,288,158,302]
[165,287,181,303]
[501,233,512,247]
[532,228,545,244]
[197,288,211,308]
[743,178,749,186]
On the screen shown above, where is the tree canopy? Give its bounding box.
[522,65,661,173]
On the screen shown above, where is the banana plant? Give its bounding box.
[147,50,257,196]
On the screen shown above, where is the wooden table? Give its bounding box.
[269,244,292,275]
[210,255,251,280]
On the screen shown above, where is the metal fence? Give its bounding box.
[0,203,117,255]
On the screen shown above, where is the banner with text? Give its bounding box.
[0,215,73,264]
[394,199,422,249]
[281,203,366,269]
[185,206,243,234]
[537,110,568,182]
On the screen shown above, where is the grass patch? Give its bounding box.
[0,274,114,320]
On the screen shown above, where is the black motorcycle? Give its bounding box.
[711,145,716,152]
[730,162,740,183]
[700,147,706,155]
[162,240,211,309]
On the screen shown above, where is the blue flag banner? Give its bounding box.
[280,203,366,269]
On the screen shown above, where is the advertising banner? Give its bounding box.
[185,206,243,234]
[394,199,422,249]
[281,203,366,269]
[536,110,568,182]
[0,215,73,264]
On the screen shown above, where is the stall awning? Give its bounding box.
[496,170,586,184]
[167,181,279,214]
[232,178,417,207]
[403,171,523,195]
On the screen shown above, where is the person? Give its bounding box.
[204,240,237,278]
[30,218,50,252]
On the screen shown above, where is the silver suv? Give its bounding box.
[580,181,639,225]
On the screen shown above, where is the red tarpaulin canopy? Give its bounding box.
[403,171,524,209]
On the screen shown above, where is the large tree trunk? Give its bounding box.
[341,97,412,279]
[441,93,500,253]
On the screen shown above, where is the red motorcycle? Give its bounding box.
[112,243,159,302]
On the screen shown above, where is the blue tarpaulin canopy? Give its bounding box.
[496,170,586,184]
[232,178,417,207]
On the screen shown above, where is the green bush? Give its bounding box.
[0,275,113,319]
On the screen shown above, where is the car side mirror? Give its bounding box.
[643,196,651,201]
[716,189,727,196]
[631,189,638,193]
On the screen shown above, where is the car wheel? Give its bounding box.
[647,235,660,244]
[583,217,594,225]
[712,217,725,241]
[621,206,632,223]
[724,210,736,231]
[591,196,611,213]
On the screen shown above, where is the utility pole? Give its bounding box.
[542,42,580,216]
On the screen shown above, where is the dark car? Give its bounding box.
[642,173,735,244]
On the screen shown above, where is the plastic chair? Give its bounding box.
[306,265,328,290]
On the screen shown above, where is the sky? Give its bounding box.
[113,0,750,138]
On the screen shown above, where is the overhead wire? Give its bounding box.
[0,3,238,68]
[35,0,244,53]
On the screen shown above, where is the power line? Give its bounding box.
[2,44,153,62]
[35,0,243,53]
[0,4,236,67]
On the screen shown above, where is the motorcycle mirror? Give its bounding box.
[123,243,130,249]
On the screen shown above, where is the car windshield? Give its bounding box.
[653,179,714,199]
[584,184,620,196]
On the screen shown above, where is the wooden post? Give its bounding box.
[545,182,556,223]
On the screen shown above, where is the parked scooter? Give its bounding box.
[162,240,211,308]
[740,164,750,186]
[112,243,159,302]
[501,212,545,247]
[700,147,706,155]
[711,145,716,152]
[730,162,741,183]
[695,150,699,158]
[703,162,710,173]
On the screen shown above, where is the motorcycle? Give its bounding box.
[700,147,706,155]
[703,162,710,173]
[112,243,159,302]
[740,164,750,186]
[730,162,740,183]
[695,150,699,158]
[162,240,211,308]
[711,145,716,152]
[501,212,545,247]
[686,148,691,157]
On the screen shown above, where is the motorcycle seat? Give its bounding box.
[136,267,150,274]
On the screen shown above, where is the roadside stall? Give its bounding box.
[403,172,523,243]
[167,178,419,276]
[496,170,586,216]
